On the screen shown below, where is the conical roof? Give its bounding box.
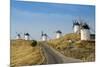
[17,34,20,36]
[81,23,90,29]
[24,33,30,36]
[42,33,47,36]
[44,34,47,36]
[73,20,80,26]
[73,20,80,28]
[56,30,62,33]
[73,22,80,25]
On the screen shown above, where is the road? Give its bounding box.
[40,42,83,64]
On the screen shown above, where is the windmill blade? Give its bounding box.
[40,31,43,40]
[30,35,34,40]
[16,32,21,36]
[86,23,95,33]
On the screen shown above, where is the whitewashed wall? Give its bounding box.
[42,36,47,41]
[16,36,20,39]
[24,35,30,40]
[81,29,90,40]
[74,25,80,34]
[56,33,61,39]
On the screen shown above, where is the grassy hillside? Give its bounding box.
[11,40,45,67]
[48,33,95,62]
[48,33,80,49]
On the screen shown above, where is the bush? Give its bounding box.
[31,40,37,47]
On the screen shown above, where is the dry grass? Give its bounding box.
[47,33,95,62]
[63,41,95,62]
[11,39,44,67]
[48,33,80,49]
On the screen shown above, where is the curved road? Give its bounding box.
[40,42,82,64]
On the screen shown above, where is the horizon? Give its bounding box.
[11,0,95,40]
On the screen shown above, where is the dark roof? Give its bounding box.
[44,34,47,36]
[73,22,80,25]
[42,33,47,36]
[73,20,80,28]
[56,30,62,33]
[17,34,20,36]
[73,20,80,26]
[81,23,90,29]
[24,33,30,36]
[41,31,44,36]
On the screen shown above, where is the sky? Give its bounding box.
[11,0,95,40]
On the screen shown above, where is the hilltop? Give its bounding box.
[48,33,95,62]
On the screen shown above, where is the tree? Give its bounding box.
[31,40,37,47]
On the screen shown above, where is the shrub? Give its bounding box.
[31,40,37,47]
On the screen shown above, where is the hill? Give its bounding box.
[48,33,95,62]
[11,40,45,67]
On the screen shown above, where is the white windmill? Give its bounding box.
[41,31,48,41]
[24,33,30,40]
[80,23,90,40]
[56,30,62,39]
[16,33,21,39]
[73,20,80,34]
[15,32,22,39]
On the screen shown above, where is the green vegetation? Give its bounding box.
[11,39,45,67]
[48,33,95,62]
[31,40,37,47]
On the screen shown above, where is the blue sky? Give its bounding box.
[11,0,95,40]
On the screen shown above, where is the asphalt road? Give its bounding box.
[40,42,83,64]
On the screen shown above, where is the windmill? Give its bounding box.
[73,20,80,34]
[80,23,91,40]
[16,32,21,39]
[55,30,62,39]
[72,17,95,40]
[41,31,50,41]
[24,32,30,40]
[78,17,95,40]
